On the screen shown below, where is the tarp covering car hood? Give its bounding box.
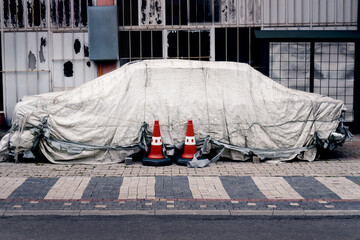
[0,60,347,164]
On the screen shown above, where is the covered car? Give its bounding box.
[0,60,350,164]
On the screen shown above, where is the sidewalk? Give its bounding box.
[0,135,359,216]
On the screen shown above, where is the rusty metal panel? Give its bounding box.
[220,0,237,24]
[140,0,164,25]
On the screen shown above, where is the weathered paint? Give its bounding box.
[3,0,10,27]
[63,61,73,77]
[74,39,81,54]
[141,0,163,25]
[39,37,46,62]
[52,32,96,92]
[28,51,37,70]
[221,0,237,24]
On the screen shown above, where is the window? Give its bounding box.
[314,42,355,122]
[215,27,259,65]
[269,42,311,92]
[269,41,355,122]
[167,30,210,61]
[119,30,163,64]
[118,0,138,26]
[165,0,187,25]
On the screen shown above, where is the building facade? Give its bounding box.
[1,0,359,131]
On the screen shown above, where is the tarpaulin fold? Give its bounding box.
[0,60,348,164]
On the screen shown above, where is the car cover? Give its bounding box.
[0,60,350,164]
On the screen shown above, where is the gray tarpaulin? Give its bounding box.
[0,60,348,164]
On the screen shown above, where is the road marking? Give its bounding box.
[252,177,303,199]
[188,177,230,199]
[119,177,156,199]
[44,177,91,200]
[0,177,27,199]
[316,177,360,199]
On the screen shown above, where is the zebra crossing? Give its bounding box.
[1,176,360,201]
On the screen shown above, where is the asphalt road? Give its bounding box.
[1,215,359,240]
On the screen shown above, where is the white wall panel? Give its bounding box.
[3,33,17,123]
[52,32,96,92]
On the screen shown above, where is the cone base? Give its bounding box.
[142,156,172,166]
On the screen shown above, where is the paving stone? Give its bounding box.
[316,177,360,199]
[220,176,266,199]
[284,176,340,200]
[155,176,193,199]
[82,177,123,200]
[8,178,58,200]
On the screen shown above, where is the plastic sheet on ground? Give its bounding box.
[0,60,349,164]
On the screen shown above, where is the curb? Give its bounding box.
[2,209,360,217]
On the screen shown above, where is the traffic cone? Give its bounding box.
[142,120,172,166]
[176,120,197,165]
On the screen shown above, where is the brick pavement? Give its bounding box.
[0,135,359,216]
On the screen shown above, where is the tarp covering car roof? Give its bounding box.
[0,60,349,164]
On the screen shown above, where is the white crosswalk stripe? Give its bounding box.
[315,177,360,199]
[45,177,91,200]
[119,177,156,199]
[252,177,303,199]
[0,177,27,199]
[188,177,230,199]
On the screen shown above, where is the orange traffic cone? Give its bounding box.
[142,120,172,166]
[176,120,197,165]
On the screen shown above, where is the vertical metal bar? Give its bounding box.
[176,30,179,58]
[187,0,189,26]
[151,30,153,58]
[211,0,214,25]
[328,42,331,96]
[287,43,290,87]
[310,0,313,29]
[295,42,298,89]
[248,28,251,64]
[236,27,239,62]
[47,0,53,92]
[129,0,132,25]
[162,29,168,58]
[358,0,360,30]
[187,30,189,59]
[310,41,314,93]
[225,27,227,61]
[210,26,215,61]
[140,31,142,59]
[199,30,201,59]
[261,0,264,29]
[350,0,353,24]
[336,42,339,98]
[171,0,173,25]
[129,30,132,60]
[285,0,288,29]
[178,0,181,25]
[334,0,337,28]
[122,0,124,26]
[352,40,359,130]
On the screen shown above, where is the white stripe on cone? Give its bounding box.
[185,136,196,145]
[151,137,162,146]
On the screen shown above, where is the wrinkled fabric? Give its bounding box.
[0,60,346,164]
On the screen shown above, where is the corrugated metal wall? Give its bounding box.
[1,0,97,125]
[2,31,51,123]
